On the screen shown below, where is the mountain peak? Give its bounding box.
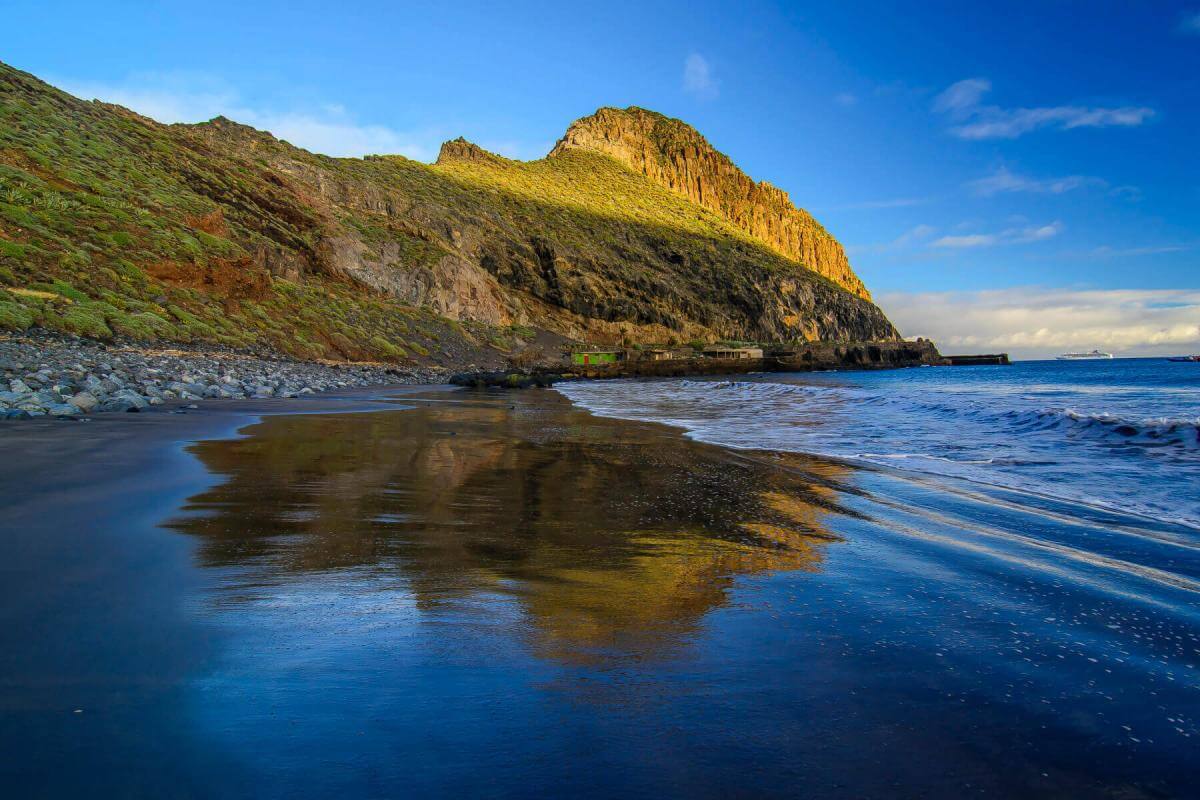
[550,106,869,299]
[436,137,504,166]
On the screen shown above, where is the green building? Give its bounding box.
[571,350,622,365]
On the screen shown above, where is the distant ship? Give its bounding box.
[1056,350,1113,360]
[1167,355,1200,362]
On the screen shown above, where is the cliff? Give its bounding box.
[551,107,870,299]
[0,62,897,367]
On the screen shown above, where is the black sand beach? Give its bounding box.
[2,386,1197,798]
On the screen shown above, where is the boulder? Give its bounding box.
[97,398,141,413]
[111,389,150,409]
[68,391,99,412]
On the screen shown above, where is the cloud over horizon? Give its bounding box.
[932,78,1154,140]
[879,287,1200,359]
[57,72,448,160]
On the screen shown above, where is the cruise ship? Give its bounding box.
[1056,350,1114,360]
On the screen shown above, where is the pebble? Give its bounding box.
[0,331,445,420]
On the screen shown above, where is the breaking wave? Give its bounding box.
[673,379,1200,452]
[557,362,1200,531]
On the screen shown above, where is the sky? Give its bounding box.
[5,0,1198,358]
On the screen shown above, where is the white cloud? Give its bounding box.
[838,197,927,210]
[834,92,858,107]
[932,78,991,114]
[58,72,237,124]
[932,78,1154,139]
[1179,11,1200,34]
[1108,185,1143,201]
[477,139,555,161]
[57,72,444,160]
[931,220,1063,248]
[893,224,937,246]
[683,53,718,100]
[846,224,938,255]
[1014,221,1063,242]
[932,233,997,249]
[1092,244,1188,257]
[968,166,1105,197]
[879,287,1200,359]
[246,112,439,161]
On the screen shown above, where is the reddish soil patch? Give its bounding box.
[146,256,271,300]
[185,209,229,237]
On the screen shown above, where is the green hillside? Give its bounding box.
[0,62,897,365]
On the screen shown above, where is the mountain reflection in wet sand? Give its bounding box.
[168,390,852,664]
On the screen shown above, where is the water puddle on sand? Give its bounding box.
[168,391,847,666]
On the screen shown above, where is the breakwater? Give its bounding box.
[945,353,1011,366]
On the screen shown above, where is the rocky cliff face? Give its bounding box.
[551,107,870,300]
[0,62,899,364]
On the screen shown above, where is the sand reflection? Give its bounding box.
[168,391,858,662]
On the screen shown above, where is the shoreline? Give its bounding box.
[3,329,943,421]
[1,383,448,515]
[0,330,449,420]
[2,371,1197,797]
[7,343,1196,544]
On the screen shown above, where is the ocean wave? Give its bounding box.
[678,379,1200,452]
[997,408,1200,450]
[557,370,1200,532]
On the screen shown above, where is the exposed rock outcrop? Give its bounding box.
[436,137,505,165]
[551,107,870,299]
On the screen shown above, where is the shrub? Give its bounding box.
[370,335,407,359]
[195,230,236,254]
[109,311,174,340]
[113,259,146,283]
[59,304,113,338]
[509,324,535,339]
[30,280,87,302]
[167,305,217,340]
[0,239,26,260]
[0,300,34,330]
[329,332,356,357]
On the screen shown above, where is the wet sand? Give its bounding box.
[1,386,1196,797]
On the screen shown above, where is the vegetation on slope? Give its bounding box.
[0,61,897,363]
[0,66,514,363]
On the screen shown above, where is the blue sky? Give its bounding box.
[5,0,1198,357]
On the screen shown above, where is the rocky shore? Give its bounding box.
[0,330,443,419]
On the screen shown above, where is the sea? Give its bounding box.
[557,358,1200,532]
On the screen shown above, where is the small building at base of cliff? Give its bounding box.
[703,346,764,360]
[571,350,624,365]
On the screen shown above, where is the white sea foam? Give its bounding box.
[557,362,1200,531]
